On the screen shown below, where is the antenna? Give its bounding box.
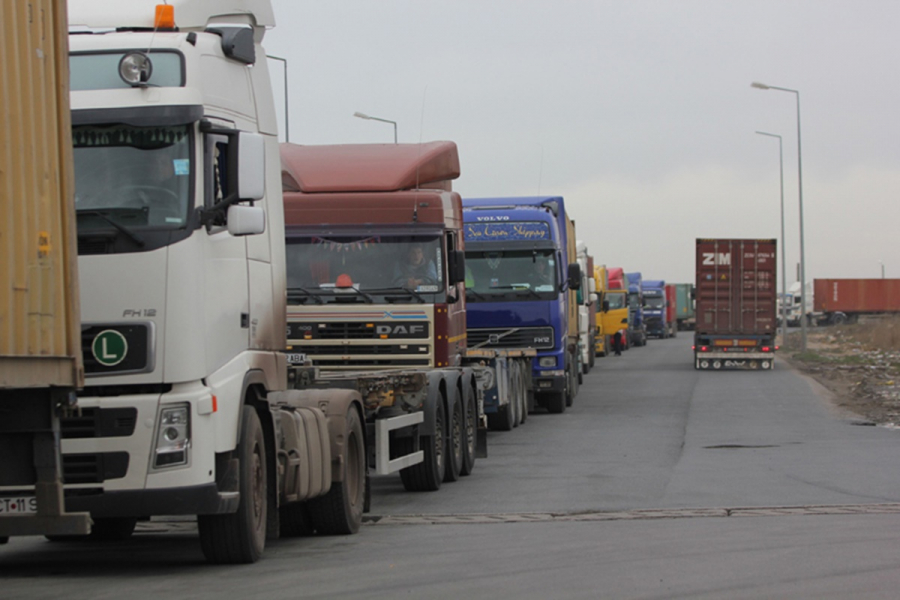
[412,85,428,223]
[537,144,544,195]
[415,85,428,191]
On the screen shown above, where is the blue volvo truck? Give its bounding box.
[462,197,581,416]
[643,279,669,338]
[626,271,648,346]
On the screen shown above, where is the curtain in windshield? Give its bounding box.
[286,235,444,292]
[73,124,191,228]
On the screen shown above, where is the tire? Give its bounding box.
[198,405,267,564]
[487,370,515,432]
[565,367,576,408]
[443,391,463,483]
[511,362,521,428]
[306,407,365,535]
[545,391,566,414]
[518,365,528,426]
[460,384,477,476]
[400,399,444,492]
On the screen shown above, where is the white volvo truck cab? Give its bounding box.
[60,0,366,563]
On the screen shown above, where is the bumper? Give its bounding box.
[695,352,775,370]
[533,374,565,393]
[64,483,239,518]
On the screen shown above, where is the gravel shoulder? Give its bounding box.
[779,322,900,427]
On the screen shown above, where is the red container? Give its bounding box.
[665,284,677,327]
[607,267,625,289]
[694,239,777,336]
[813,279,900,313]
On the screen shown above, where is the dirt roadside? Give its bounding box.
[778,318,900,427]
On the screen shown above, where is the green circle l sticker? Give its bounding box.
[92,330,128,367]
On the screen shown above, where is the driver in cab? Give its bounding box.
[393,244,438,289]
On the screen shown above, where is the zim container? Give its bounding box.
[695,239,777,336]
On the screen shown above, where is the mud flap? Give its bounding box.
[476,428,488,459]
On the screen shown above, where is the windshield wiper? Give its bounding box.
[366,287,427,303]
[490,285,542,299]
[76,209,145,247]
[286,287,325,305]
[465,289,488,301]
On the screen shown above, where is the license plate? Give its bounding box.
[285,353,308,365]
[0,497,37,514]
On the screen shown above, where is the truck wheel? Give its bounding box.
[566,367,576,407]
[400,399,444,492]
[460,384,477,476]
[517,365,528,425]
[198,405,267,564]
[545,391,566,414]
[443,392,463,483]
[307,407,366,534]
[510,362,521,428]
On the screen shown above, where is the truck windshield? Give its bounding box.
[629,292,643,310]
[73,124,192,229]
[465,250,557,302]
[645,296,665,309]
[286,234,445,302]
[606,292,627,310]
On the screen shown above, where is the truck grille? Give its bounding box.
[61,408,138,439]
[313,358,431,368]
[288,322,429,340]
[62,452,129,484]
[299,344,430,356]
[467,327,555,350]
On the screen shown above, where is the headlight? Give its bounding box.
[539,356,557,368]
[154,404,190,468]
[118,51,153,86]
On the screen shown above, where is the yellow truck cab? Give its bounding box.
[594,266,630,356]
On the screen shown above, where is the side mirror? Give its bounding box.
[448,250,466,285]
[227,205,265,236]
[567,263,582,290]
[589,293,598,304]
[602,299,610,312]
[588,278,597,293]
[238,132,265,200]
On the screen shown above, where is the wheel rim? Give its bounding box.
[434,411,444,474]
[452,407,463,464]
[251,440,265,528]
[466,402,476,458]
[346,428,361,508]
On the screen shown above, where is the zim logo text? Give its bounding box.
[702,252,731,266]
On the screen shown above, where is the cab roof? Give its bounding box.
[280,142,460,194]
[68,0,275,31]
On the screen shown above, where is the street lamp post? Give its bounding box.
[752,81,807,352]
[267,55,290,143]
[353,112,398,143]
[756,131,788,342]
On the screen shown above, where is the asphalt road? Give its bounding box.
[3,338,900,599]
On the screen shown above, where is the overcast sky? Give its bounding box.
[264,1,899,286]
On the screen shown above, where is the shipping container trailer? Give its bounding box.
[812,279,900,325]
[664,284,678,338]
[0,0,93,541]
[694,239,777,370]
[674,283,696,330]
